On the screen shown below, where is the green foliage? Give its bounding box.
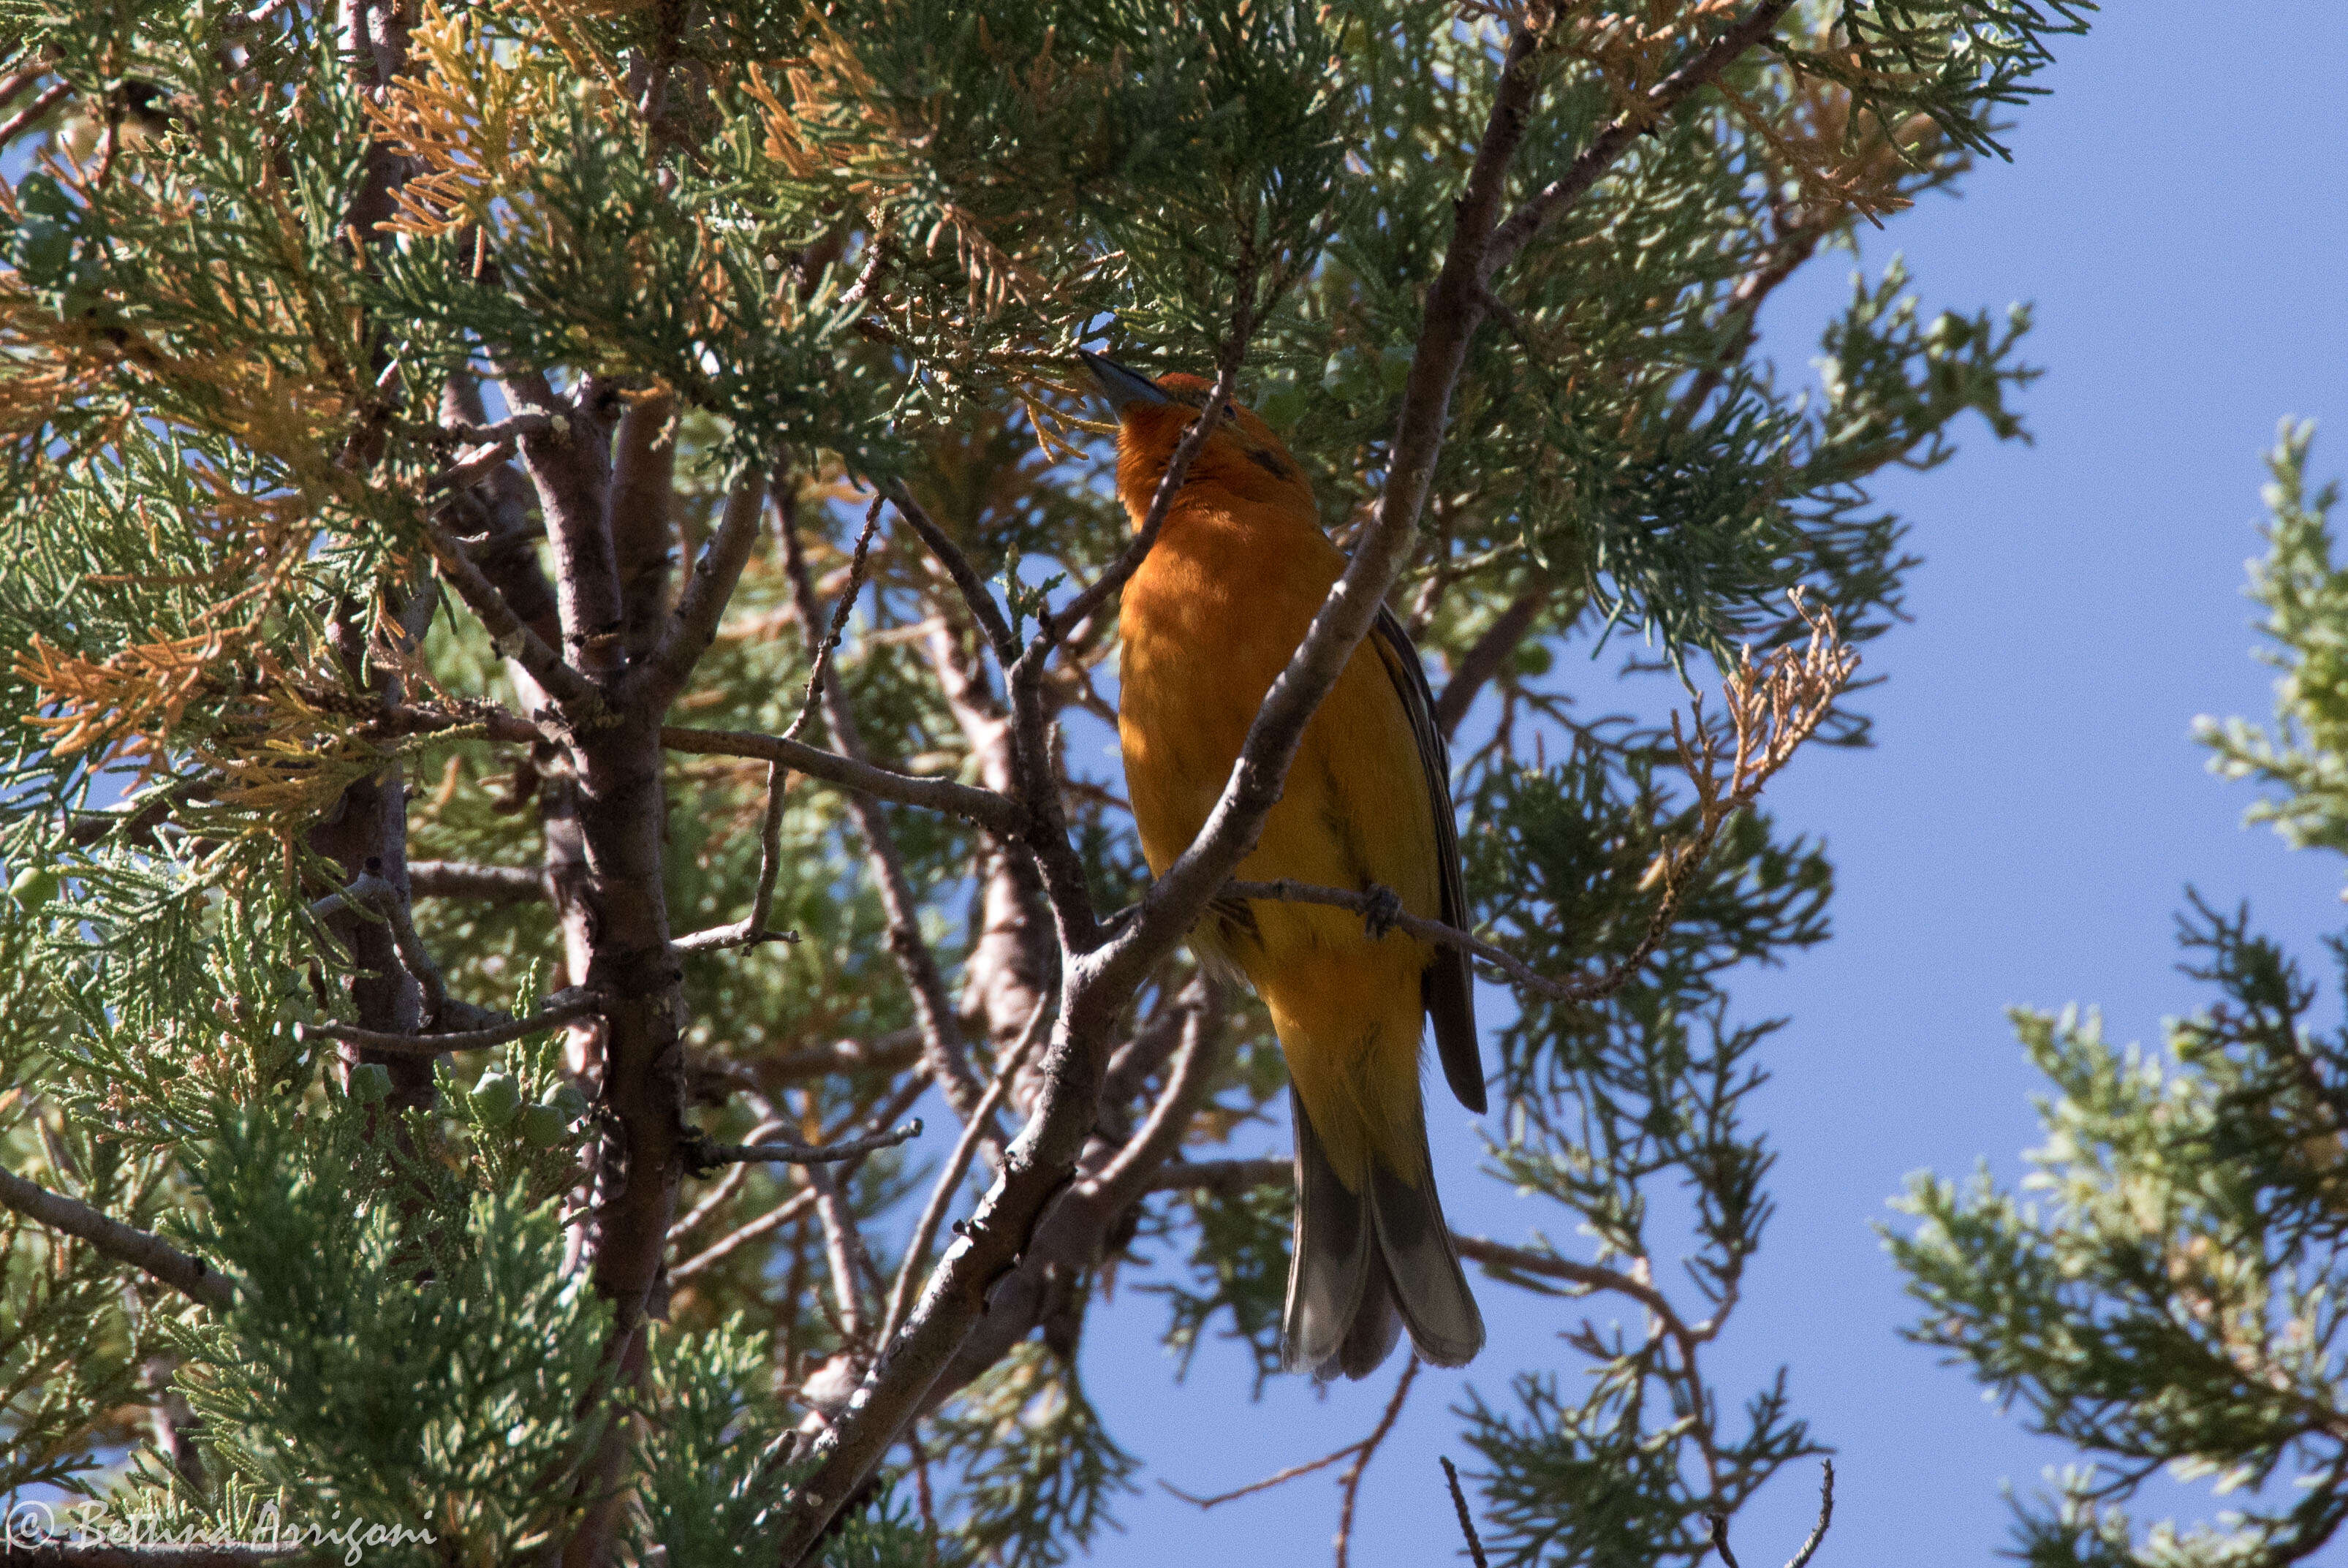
[163,1108,615,1562]
[2197,425,2348,860]
[1893,430,2348,1567]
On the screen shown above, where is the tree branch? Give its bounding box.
[1434,583,1547,739]
[1485,0,1800,278]
[298,987,605,1054]
[638,466,769,710]
[686,1121,922,1172]
[672,1072,930,1285]
[422,519,603,716]
[1441,1456,1491,1568]
[0,1165,237,1311]
[0,77,67,146]
[1085,985,1224,1213]
[660,726,1021,837]
[878,995,1054,1350]
[408,860,550,904]
[883,483,1016,667]
[784,499,883,743]
[670,1188,817,1286]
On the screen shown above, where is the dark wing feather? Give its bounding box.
[1369,606,1485,1115]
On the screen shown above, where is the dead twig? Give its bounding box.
[1162,1355,1417,1556]
[779,497,991,1131]
[1335,1357,1420,1568]
[1440,1456,1490,1568]
[661,724,1020,836]
[673,757,798,952]
[1230,591,1855,1007]
[1711,1460,1834,1568]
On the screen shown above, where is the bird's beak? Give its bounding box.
[1078,349,1174,413]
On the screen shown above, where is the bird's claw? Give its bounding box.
[1361,884,1403,942]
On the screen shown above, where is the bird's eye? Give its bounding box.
[1220,402,1236,420]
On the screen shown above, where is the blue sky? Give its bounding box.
[1078,8,2348,1564]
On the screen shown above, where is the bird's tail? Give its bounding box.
[1282,1083,1485,1379]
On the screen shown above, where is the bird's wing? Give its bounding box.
[1369,605,1485,1116]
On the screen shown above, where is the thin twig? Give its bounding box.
[879,994,1054,1349]
[1162,1355,1415,1528]
[1440,1457,1490,1568]
[1787,1461,1835,1568]
[671,1072,930,1284]
[1162,1444,1363,1510]
[779,499,991,1129]
[1485,0,1801,275]
[1223,596,1855,1007]
[1335,1357,1420,1568]
[1020,248,1259,677]
[670,1188,818,1284]
[299,988,605,1055]
[1086,983,1224,1210]
[306,869,449,1023]
[669,1120,781,1239]
[1709,1512,1743,1568]
[784,498,885,743]
[1222,877,1596,1002]
[672,758,798,952]
[0,1165,237,1310]
[808,1157,874,1347]
[661,724,1020,836]
[0,78,67,145]
[883,483,1017,665]
[686,1121,923,1173]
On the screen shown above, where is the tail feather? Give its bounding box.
[1368,1118,1483,1368]
[1283,1086,1483,1379]
[1283,1085,1375,1377]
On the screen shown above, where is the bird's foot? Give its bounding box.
[1361,883,1404,941]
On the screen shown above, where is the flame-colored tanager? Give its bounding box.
[1083,351,1485,1379]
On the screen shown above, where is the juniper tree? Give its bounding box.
[0,1,2080,1563]
[1892,427,2348,1568]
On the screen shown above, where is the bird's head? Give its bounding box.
[1078,350,1318,527]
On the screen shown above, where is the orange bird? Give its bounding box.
[1083,350,1485,1379]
